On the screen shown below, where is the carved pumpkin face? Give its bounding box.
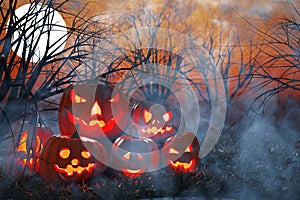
[130,101,183,147]
[6,120,53,176]
[161,132,200,173]
[58,84,129,139]
[110,136,159,178]
[40,133,107,183]
[14,127,53,172]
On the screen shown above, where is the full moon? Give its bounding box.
[8,3,67,63]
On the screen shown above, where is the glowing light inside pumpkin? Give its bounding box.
[81,150,92,159]
[91,102,102,116]
[54,163,96,176]
[17,132,42,153]
[71,158,79,166]
[122,168,144,174]
[122,152,144,161]
[109,93,120,103]
[28,150,33,165]
[68,110,122,132]
[141,126,173,135]
[163,112,172,122]
[36,136,41,151]
[16,131,42,166]
[70,89,87,103]
[169,147,180,154]
[122,167,145,177]
[123,152,130,160]
[166,126,172,131]
[59,148,70,159]
[184,145,193,153]
[17,131,29,153]
[143,110,152,123]
[88,119,106,127]
[140,109,174,135]
[169,159,195,171]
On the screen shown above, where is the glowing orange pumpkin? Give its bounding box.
[58,84,129,140]
[130,101,183,147]
[40,130,107,183]
[161,132,200,173]
[109,136,160,178]
[6,122,53,175]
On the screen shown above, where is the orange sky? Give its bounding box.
[4,0,298,36]
[2,0,300,99]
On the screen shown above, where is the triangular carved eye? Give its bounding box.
[184,145,193,153]
[123,152,130,160]
[163,112,172,122]
[70,89,87,103]
[17,131,28,153]
[143,110,152,123]
[169,147,179,154]
[109,93,120,103]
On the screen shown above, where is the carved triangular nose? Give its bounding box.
[91,102,102,116]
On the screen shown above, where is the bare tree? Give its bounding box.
[0,0,107,176]
[0,0,106,128]
[250,1,300,107]
[74,0,264,145]
[104,3,263,124]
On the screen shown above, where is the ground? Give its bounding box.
[0,98,299,199]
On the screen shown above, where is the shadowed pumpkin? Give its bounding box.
[109,136,160,178]
[161,132,200,173]
[6,121,53,176]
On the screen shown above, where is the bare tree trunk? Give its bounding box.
[0,0,106,136]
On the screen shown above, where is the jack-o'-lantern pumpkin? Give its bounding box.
[109,136,159,178]
[161,132,200,173]
[130,101,184,147]
[58,84,129,139]
[40,130,108,183]
[6,121,53,176]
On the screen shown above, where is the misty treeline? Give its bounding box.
[0,0,299,136]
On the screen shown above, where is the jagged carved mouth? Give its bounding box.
[54,163,96,176]
[169,159,195,170]
[67,110,121,130]
[73,115,110,128]
[141,126,173,135]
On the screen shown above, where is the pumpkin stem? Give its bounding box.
[71,124,80,138]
